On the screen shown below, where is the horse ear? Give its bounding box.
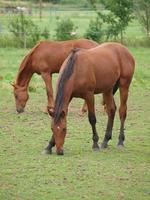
[60,110,66,119]
[47,107,54,118]
[10,82,17,89]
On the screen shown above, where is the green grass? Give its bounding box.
[0,47,150,200]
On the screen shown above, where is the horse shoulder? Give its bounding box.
[74,53,96,92]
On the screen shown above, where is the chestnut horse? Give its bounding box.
[12,39,98,113]
[45,42,135,155]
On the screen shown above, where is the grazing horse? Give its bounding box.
[12,39,98,113]
[45,42,135,155]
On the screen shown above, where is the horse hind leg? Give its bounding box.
[79,101,88,116]
[102,79,119,112]
[86,93,99,150]
[118,78,130,148]
[101,92,116,149]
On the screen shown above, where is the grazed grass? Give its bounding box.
[0,47,150,200]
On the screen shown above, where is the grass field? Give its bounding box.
[0,46,150,200]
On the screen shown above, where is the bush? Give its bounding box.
[41,27,50,39]
[9,12,50,48]
[123,36,150,47]
[0,34,22,48]
[84,17,104,42]
[55,18,77,40]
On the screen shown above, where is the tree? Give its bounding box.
[9,12,40,48]
[55,18,77,40]
[134,0,150,37]
[84,17,104,42]
[9,12,50,48]
[88,0,134,42]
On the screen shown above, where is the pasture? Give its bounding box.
[0,46,150,200]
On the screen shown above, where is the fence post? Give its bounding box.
[39,0,42,20]
[24,32,26,49]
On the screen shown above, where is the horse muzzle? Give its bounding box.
[57,148,64,155]
[16,107,24,113]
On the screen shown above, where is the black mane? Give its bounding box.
[54,48,80,123]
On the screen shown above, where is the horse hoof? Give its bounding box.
[42,149,52,155]
[57,149,64,155]
[117,144,124,149]
[101,143,108,149]
[92,144,100,151]
[43,108,48,114]
[78,111,85,117]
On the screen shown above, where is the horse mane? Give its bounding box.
[54,48,80,123]
[16,42,42,85]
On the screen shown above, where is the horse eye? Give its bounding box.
[63,128,66,132]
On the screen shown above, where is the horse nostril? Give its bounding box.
[17,107,24,113]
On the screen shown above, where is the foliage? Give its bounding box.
[41,27,50,39]
[55,18,77,40]
[50,0,61,3]
[0,34,22,48]
[84,17,104,42]
[88,0,134,41]
[28,0,61,2]
[9,12,50,47]
[134,0,150,37]
[0,6,148,47]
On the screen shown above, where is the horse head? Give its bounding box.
[11,83,29,113]
[48,107,67,155]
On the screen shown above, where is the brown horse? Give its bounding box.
[12,39,98,113]
[45,42,135,155]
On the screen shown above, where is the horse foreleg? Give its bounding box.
[41,73,54,113]
[101,92,116,149]
[86,93,99,150]
[42,134,55,154]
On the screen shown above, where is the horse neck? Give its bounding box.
[16,67,33,90]
[54,49,78,123]
[54,75,74,123]
[62,84,73,113]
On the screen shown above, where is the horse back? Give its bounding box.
[86,42,135,80]
[73,43,135,94]
[29,39,98,74]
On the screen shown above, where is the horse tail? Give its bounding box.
[54,48,79,123]
[113,78,120,95]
